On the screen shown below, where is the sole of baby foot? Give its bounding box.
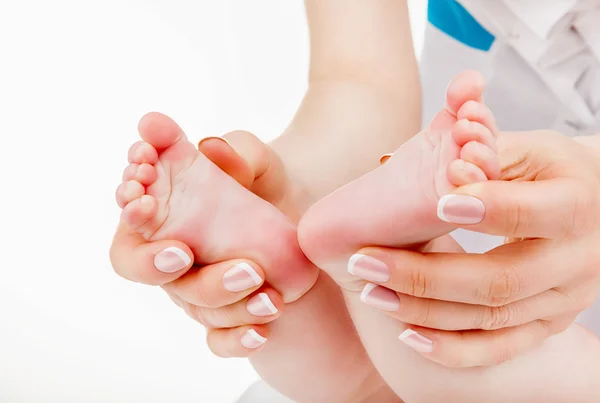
[116,112,318,303]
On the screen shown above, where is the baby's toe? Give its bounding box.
[138,112,185,150]
[116,180,145,208]
[128,141,158,164]
[447,159,488,186]
[122,163,157,185]
[121,195,157,229]
[460,141,500,180]
[456,101,499,136]
[452,119,497,151]
[445,70,485,116]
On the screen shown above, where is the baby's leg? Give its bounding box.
[344,293,600,402]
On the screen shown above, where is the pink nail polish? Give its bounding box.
[437,194,485,224]
[154,247,191,273]
[223,263,262,292]
[348,254,390,282]
[399,329,433,353]
[360,284,400,311]
[241,329,267,349]
[246,293,278,317]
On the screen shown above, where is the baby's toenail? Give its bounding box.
[154,247,191,273]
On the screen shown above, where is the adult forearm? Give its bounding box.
[306,0,419,93]
[269,0,421,206]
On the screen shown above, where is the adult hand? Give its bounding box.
[352,130,600,367]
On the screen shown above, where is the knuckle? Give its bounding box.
[486,305,514,330]
[408,267,429,298]
[412,299,439,327]
[483,266,522,306]
[504,201,526,237]
[473,304,513,330]
[472,305,488,329]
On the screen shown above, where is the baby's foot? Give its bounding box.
[116,112,317,302]
[298,71,499,287]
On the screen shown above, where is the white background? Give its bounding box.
[0,1,426,402]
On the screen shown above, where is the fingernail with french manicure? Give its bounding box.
[348,254,390,282]
[241,329,267,349]
[437,194,485,225]
[399,329,433,353]
[223,263,262,292]
[154,247,191,273]
[246,293,278,317]
[360,284,400,311]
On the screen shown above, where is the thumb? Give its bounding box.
[110,222,194,285]
[437,178,594,239]
[198,130,270,189]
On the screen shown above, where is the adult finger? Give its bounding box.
[437,177,598,240]
[183,289,282,329]
[163,260,265,308]
[359,284,580,331]
[198,130,270,189]
[206,325,270,358]
[397,317,570,368]
[350,239,578,306]
[109,221,193,285]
